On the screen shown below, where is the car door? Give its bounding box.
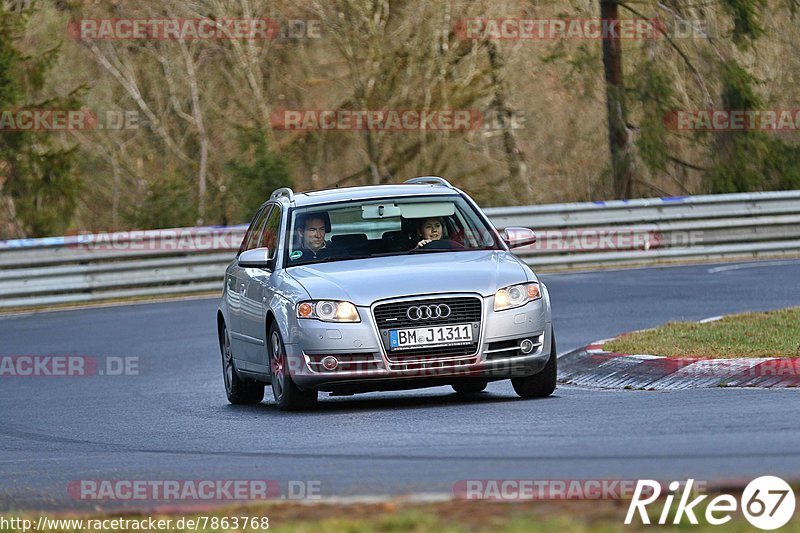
[228,205,271,360]
[240,203,283,373]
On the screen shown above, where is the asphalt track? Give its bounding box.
[1,259,800,511]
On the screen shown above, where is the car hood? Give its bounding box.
[286,250,531,305]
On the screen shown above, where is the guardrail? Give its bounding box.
[1,190,799,309]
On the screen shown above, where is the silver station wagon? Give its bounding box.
[217,177,556,410]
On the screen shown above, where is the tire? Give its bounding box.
[452,380,488,394]
[511,329,557,399]
[268,323,318,411]
[220,323,265,405]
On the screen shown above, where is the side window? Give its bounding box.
[239,206,272,254]
[258,205,282,258]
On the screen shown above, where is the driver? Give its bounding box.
[291,213,339,262]
[413,217,444,249]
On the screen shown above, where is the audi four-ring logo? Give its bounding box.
[406,304,451,320]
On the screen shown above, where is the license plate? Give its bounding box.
[389,324,473,350]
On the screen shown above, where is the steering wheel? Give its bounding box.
[416,239,465,251]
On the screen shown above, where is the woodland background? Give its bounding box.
[1,0,799,238]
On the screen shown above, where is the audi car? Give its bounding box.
[216,177,555,410]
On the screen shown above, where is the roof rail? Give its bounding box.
[404,176,453,188]
[270,187,295,203]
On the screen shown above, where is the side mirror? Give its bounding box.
[502,227,537,249]
[238,247,272,269]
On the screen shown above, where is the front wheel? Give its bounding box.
[268,323,318,411]
[511,330,557,398]
[220,323,264,405]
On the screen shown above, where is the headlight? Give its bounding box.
[494,282,541,311]
[297,300,360,322]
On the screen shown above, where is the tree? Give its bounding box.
[600,0,634,199]
[0,6,82,237]
[226,128,292,221]
[596,0,800,198]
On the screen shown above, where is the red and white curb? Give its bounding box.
[558,338,800,390]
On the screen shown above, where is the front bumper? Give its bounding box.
[283,293,552,391]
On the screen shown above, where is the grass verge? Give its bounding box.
[605,307,800,358]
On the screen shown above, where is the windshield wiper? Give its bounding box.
[408,247,472,254]
[289,257,345,267]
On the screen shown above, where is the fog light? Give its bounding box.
[520,339,535,354]
[321,356,339,371]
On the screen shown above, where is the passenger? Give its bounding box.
[291,213,339,262]
[413,217,444,249]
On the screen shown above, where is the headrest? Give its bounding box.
[331,234,368,246]
[382,230,416,247]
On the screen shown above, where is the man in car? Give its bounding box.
[291,212,340,262]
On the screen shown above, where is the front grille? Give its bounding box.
[388,346,476,360]
[373,297,482,329]
[387,355,476,372]
[373,296,483,361]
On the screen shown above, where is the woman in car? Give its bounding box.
[413,217,445,249]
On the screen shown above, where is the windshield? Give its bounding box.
[285,195,502,266]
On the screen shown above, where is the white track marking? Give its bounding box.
[707,260,800,274]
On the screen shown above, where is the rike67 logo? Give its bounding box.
[626,477,796,530]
